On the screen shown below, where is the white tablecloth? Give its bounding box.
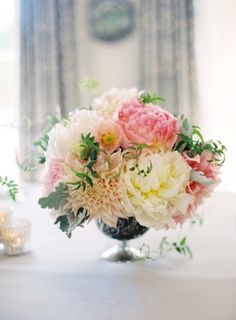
[0,184,236,320]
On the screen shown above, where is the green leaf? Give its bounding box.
[54,208,89,238]
[192,127,204,142]
[66,208,89,236]
[38,183,68,210]
[81,181,86,191]
[190,170,215,186]
[54,215,69,233]
[180,236,187,246]
[71,169,86,179]
[91,170,98,178]
[0,176,18,201]
[175,246,182,254]
[186,246,193,258]
[140,92,165,104]
[85,176,93,187]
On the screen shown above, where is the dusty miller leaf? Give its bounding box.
[38,183,69,210]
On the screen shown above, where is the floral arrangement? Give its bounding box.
[38,88,225,238]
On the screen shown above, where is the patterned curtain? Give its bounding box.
[138,0,196,118]
[19,0,79,167]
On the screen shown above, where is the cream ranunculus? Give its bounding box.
[122,151,193,229]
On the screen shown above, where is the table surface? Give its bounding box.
[0,184,236,320]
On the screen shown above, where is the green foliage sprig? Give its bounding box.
[174,115,226,165]
[190,213,204,226]
[174,133,226,165]
[140,92,165,105]
[17,113,61,171]
[33,113,61,165]
[159,236,193,258]
[54,208,89,238]
[139,235,193,260]
[67,134,101,191]
[0,176,18,201]
[78,77,100,95]
[129,160,153,177]
[139,213,205,261]
[124,142,153,177]
[38,184,89,238]
[123,142,152,177]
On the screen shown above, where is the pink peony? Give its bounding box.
[43,159,66,195]
[95,119,122,153]
[117,99,179,150]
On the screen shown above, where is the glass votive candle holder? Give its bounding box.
[0,206,12,243]
[1,218,31,256]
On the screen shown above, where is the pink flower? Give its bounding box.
[183,150,220,212]
[117,99,179,150]
[43,159,66,195]
[95,119,122,153]
[183,150,219,179]
[172,151,221,225]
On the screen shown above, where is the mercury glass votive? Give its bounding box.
[0,206,12,243]
[1,218,31,256]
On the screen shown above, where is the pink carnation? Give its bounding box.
[185,150,220,212]
[43,159,66,195]
[183,150,219,180]
[117,99,179,150]
[173,151,220,225]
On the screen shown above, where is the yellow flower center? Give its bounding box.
[101,132,117,146]
[72,142,82,155]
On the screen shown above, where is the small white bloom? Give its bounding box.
[92,87,139,119]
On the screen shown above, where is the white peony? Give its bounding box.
[92,87,139,119]
[46,110,100,160]
[122,151,193,229]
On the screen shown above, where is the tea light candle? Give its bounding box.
[1,218,31,256]
[0,206,12,242]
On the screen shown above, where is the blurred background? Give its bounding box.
[0,0,235,191]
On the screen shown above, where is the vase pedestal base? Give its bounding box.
[101,241,145,262]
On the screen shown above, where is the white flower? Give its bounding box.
[67,110,101,141]
[46,110,100,160]
[92,87,139,119]
[46,123,74,160]
[122,151,193,229]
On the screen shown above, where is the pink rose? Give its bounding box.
[43,159,66,195]
[117,99,179,150]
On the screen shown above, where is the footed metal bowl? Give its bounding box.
[97,217,149,262]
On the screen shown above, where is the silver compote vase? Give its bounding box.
[97,217,149,262]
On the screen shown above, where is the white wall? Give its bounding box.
[77,0,138,99]
[195,0,236,191]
